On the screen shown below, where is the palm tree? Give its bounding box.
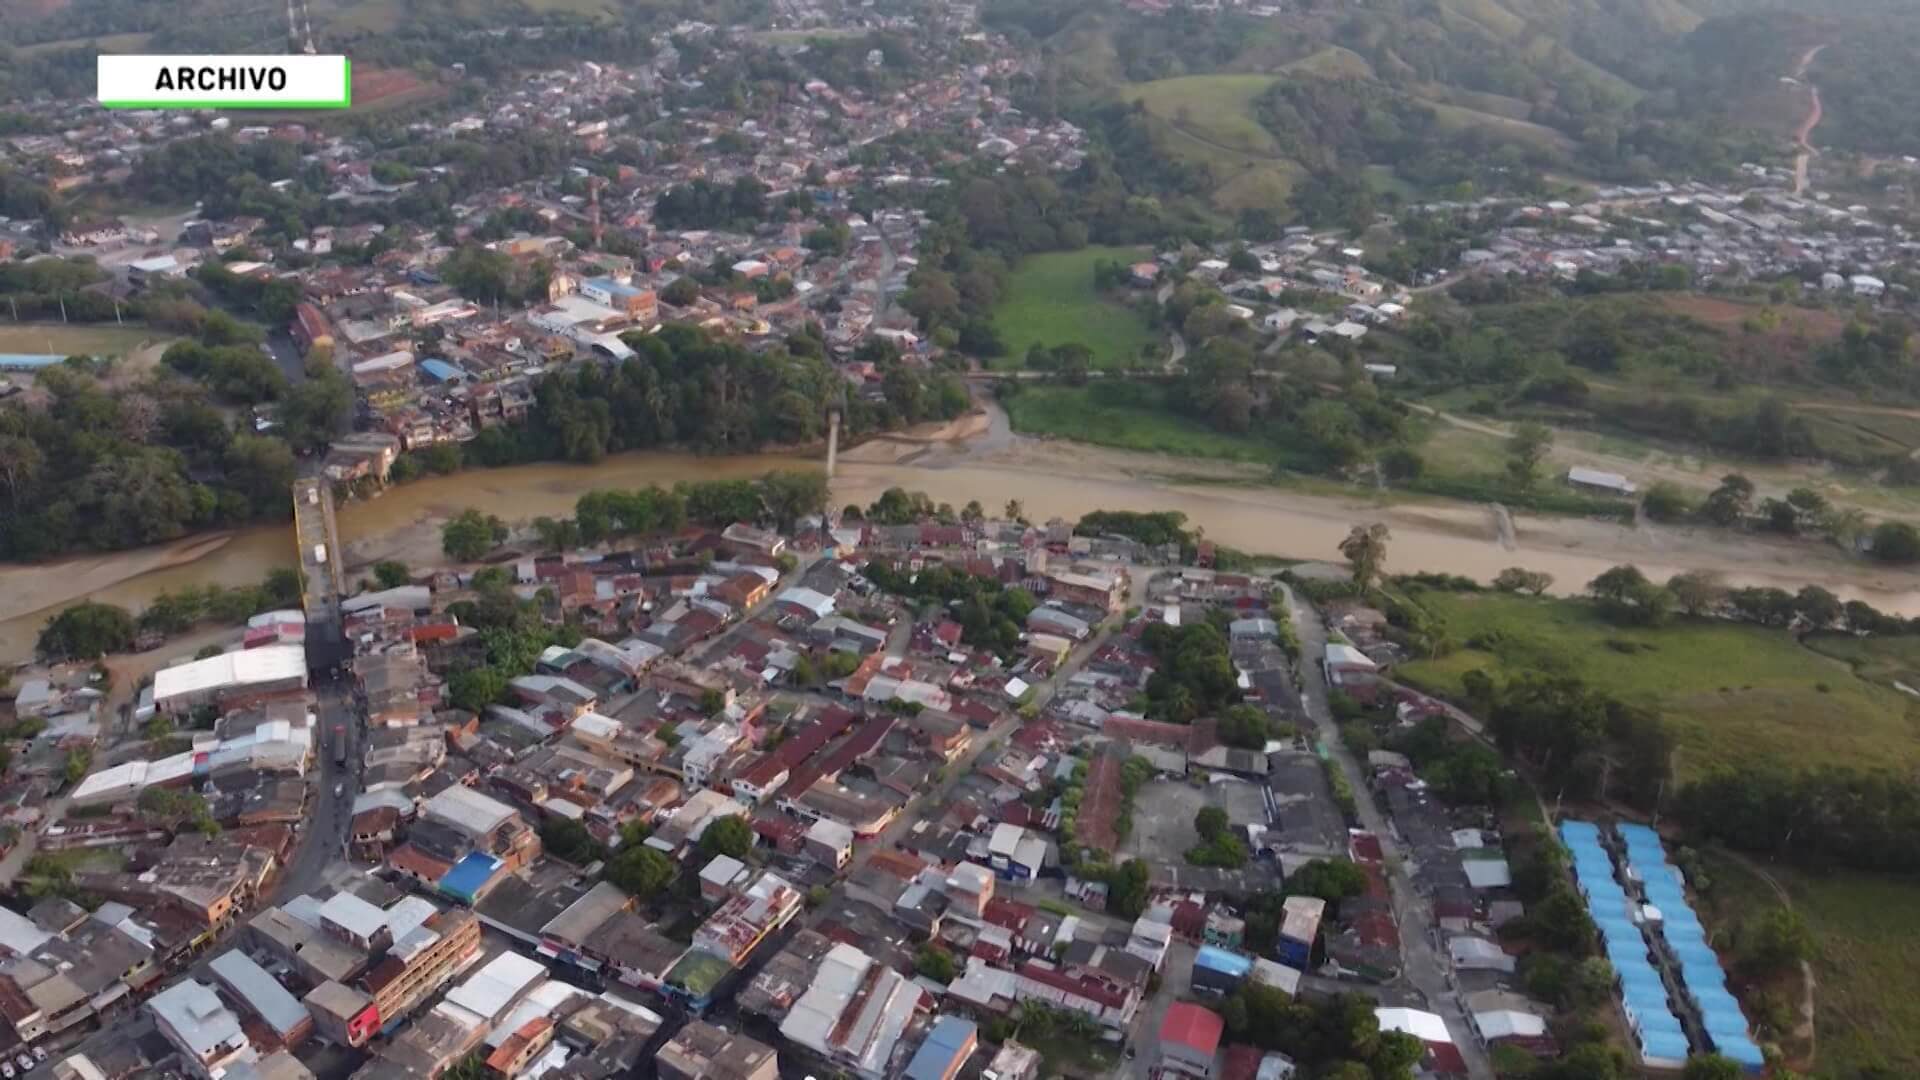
[1339,522,1391,590]
[1004,499,1027,524]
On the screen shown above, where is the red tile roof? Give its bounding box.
[1159,1002,1225,1055]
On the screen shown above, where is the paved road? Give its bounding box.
[1280,585,1493,1080]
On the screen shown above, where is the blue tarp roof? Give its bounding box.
[1195,945,1253,978]
[419,358,463,382]
[903,1016,977,1080]
[438,851,502,902]
[1640,1030,1691,1062]
[1717,1036,1767,1069]
[0,354,70,370]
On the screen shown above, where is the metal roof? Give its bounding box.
[208,950,309,1038]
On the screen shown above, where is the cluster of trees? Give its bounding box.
[1584,562,1917,633]
[446,471,834,563]
[0,331,349,560]
[440,246,552,307]
[137,787,220,837]
[133,571,303,638]
[1677,764,1920,875]
[1468,668,1674,810]
[1218,988,1422,1080]
[1239,859,1370,954]
[863,560,1037,659]
[1186,805,1249,868]
[1387,715,1511,807]
[37,601,138,661]
[457,327,964,468]
[442,566,586,714]
[1076,509,1192,548]
[1140,617,1241,723]
[651,177,769,231]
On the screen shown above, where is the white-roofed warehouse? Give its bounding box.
[152,644,307,712]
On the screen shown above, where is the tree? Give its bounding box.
[915,946,957,982]
[442,509,508,561]
[38,601,135,660]
[1870,520,1920,563]
[1219,704,1270,749]
[606,845,674,899]
[697,814,753,860]
[1680,1056,1742,1080]
[1339,523,1390,590]
[1793,585,1842,629]
[1004,499,1026,523]
[448,667,508,712]
[1379,446,1425,481]
[539,818,604,864]
[1285,858,1369,912]
[372,561,411,589]
[1506,422,1553,487]
[1703,474,1755,526]
[1641,481,1691,523]
[1194,806,1229,842]
[1738,907,1811,977]
[1492,567,1553,596]
[1588,564,1672,626]
[759,469,830,530]
[1666,570,1726,617]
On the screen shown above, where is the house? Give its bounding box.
[804,818,854,870]
[902,1016,978,1080]
[1850,274,1886,297]
[1566,466,1637,497]
[1130,262,1161,287]
[1159,1003,1225,1078]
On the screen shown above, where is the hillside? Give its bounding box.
[1007,0,1885,217]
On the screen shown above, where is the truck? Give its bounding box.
[333,724,346,766]
[311,543,328,565]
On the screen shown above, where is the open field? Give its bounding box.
[1805,632,1920,691]
[1129,75,1282,157]
[1698,849,1920,1077]
[1003,383,1274,463]
[0,323,167,358]
[991,246,1157,368]
[16,30,152,54]
[1394,591,1920,782]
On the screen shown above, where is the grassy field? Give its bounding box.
[1805,632,1920,690]
[992,246,1158,369]
[1699,849,1920,1077]
[0,323,166,358]
[1394,591,1920,782]
[17,30,152,54]
[1129,75,1281,156]
[1003,382,1274,462]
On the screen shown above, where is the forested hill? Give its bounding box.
[993,0,1920,214]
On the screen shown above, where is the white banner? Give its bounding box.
[99,55,351,109]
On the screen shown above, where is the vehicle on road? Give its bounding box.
[332,724,346,766]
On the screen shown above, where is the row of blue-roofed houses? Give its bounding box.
[1559,819,1766,1073]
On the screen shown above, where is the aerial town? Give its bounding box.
[1,0,1914,1076]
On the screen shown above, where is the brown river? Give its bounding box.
[2,411,1917,664]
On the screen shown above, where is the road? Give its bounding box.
[1790,43,1830,195]
[1280,585,1494,1080]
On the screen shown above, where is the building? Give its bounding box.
[208,950,313,1048]
[1565,466,1637,497]
[1277,897,1324,968]
[656,1020,779,1080]
[151,645,308,713]
[149,980,256,1078]
[363,908,482,1027]
[304,981,379,1047]
[902,1016,977,1080]
[803,818,854,870]
[1159,1003,1224,1078]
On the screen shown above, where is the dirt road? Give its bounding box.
[1791,43,1830,194]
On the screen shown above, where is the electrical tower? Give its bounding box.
[588,175,607,250]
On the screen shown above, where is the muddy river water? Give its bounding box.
[2,414,1916,663]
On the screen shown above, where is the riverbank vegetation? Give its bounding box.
[1395,586,1919,786]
